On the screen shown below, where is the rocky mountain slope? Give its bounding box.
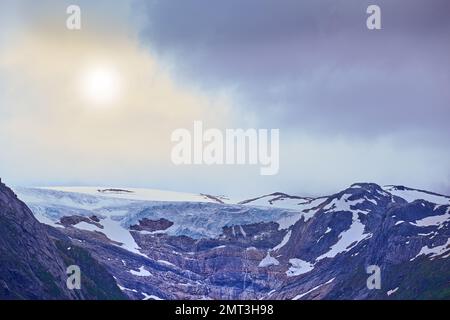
[0,180,126,300]
[8,182,449,300]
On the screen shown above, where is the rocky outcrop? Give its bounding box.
[0,180,126,300]
[130,218,173,232]
[0,180,75,299]
[60,215,103,229]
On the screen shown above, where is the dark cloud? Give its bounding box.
[136,0,450,139]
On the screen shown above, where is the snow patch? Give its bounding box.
[276,198,325,229]
[118,284,138,293]
[387,287,399,296]
[292,278,335,300]
[100,216,146,257]
[412,210,450,229]
[411,238,450,260]
[273,230,291,251]
[142,293,163,300]
[322,194,367,214]
[130,266,151,277]
[316,211,371,261]
[157,260,176,267]
[258,252,279,267]
[385,187,450,205]
[286,258,314,277]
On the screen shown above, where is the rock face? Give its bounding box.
[5,182,450,300]
[130,218,173,232]
[0,180,126,300]
[0,180,72,299]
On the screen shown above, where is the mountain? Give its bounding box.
[0,180,127,300]
[8,182,448,300]
[238,192,316,209]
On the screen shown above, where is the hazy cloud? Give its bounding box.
[1,0,449,196]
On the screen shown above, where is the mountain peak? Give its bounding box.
[349,182,384,192]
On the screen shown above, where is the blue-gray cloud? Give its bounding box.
[136,0,450,139]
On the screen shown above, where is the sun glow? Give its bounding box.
[79,65,122,106]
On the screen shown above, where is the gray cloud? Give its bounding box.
[136,0,450,139]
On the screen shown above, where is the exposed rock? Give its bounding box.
[0,181,126,300]
[130,218,173,232]
[60,215,103,229]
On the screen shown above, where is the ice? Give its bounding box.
[267,289,276,296]
[75,221,101,232]
[33,210,62,228]
[38,186,217,203]
[14,187,298,241]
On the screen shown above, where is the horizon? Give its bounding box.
[6,181,450,200]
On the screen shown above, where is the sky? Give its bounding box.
[0,0,449,198]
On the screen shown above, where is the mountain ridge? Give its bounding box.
[1,180,449,299]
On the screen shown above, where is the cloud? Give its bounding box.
[131,0,450,194]
[0,2,232,188]
[1,0,449,196]
[137,0,450,138]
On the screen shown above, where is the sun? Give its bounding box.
[79,65,122,106]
